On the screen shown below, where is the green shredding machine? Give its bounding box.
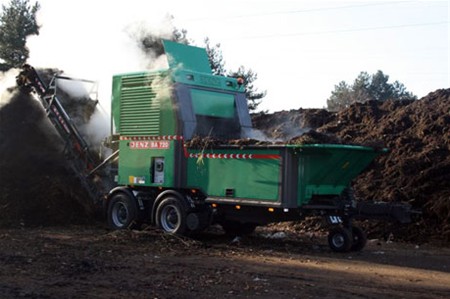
[17,40,414,252]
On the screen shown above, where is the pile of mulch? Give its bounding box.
[253,89,450,243]
[0,89,95,227]
[252,108,334,140]
[288,130,342,145]
[185,128,342,149]
[321,90,450,242]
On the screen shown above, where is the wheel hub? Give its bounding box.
[332,234,345,248]
[161,205,180,231]
[112,203,128,227]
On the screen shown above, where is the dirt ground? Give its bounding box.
[1,224,449,299]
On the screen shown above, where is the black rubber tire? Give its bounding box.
[350,226,367,251]
[221,221,257,236]
[328,227,353,252]
[107,193,138,230]
[155,197,187,235]
[186,208,212,233]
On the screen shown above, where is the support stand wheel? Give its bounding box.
[328,226,353,252]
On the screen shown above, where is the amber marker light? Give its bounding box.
[268,208,275,212]
[211,203,218,208]
[235,205,241,210]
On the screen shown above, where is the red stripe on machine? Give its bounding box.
[188,153,280,160]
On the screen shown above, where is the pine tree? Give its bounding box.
[327,70,416,111]
[0,0,40,71]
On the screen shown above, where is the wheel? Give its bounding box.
[328,227,352,252]
[107,193,138,229]
[155,197,187,235]
[221,221,257,236]
[350,226,367,251]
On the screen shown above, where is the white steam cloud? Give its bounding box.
[26,3,177,109]
[24,1,180,150]
[56,78,93,99]
[0,69,19,107]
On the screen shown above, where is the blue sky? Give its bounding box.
[2,0,448,112]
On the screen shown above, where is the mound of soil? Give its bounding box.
[0,89,94,227]
[252,108,334,140]
[323,90,450,242]
[254,89,450,242]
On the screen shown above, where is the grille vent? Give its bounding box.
[120,74,162,136]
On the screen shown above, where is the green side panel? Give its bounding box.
[117,140,177,187]
[112,71,176,136]
[191,89,235,118]
[296,144,382,205]
[187,149,281,201]
[162,40,211,74]
[186,144,381,207]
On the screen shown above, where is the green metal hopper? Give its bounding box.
[187,143,384,208]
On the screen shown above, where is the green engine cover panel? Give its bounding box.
[163,40,211,74]
[111,71,176,136]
